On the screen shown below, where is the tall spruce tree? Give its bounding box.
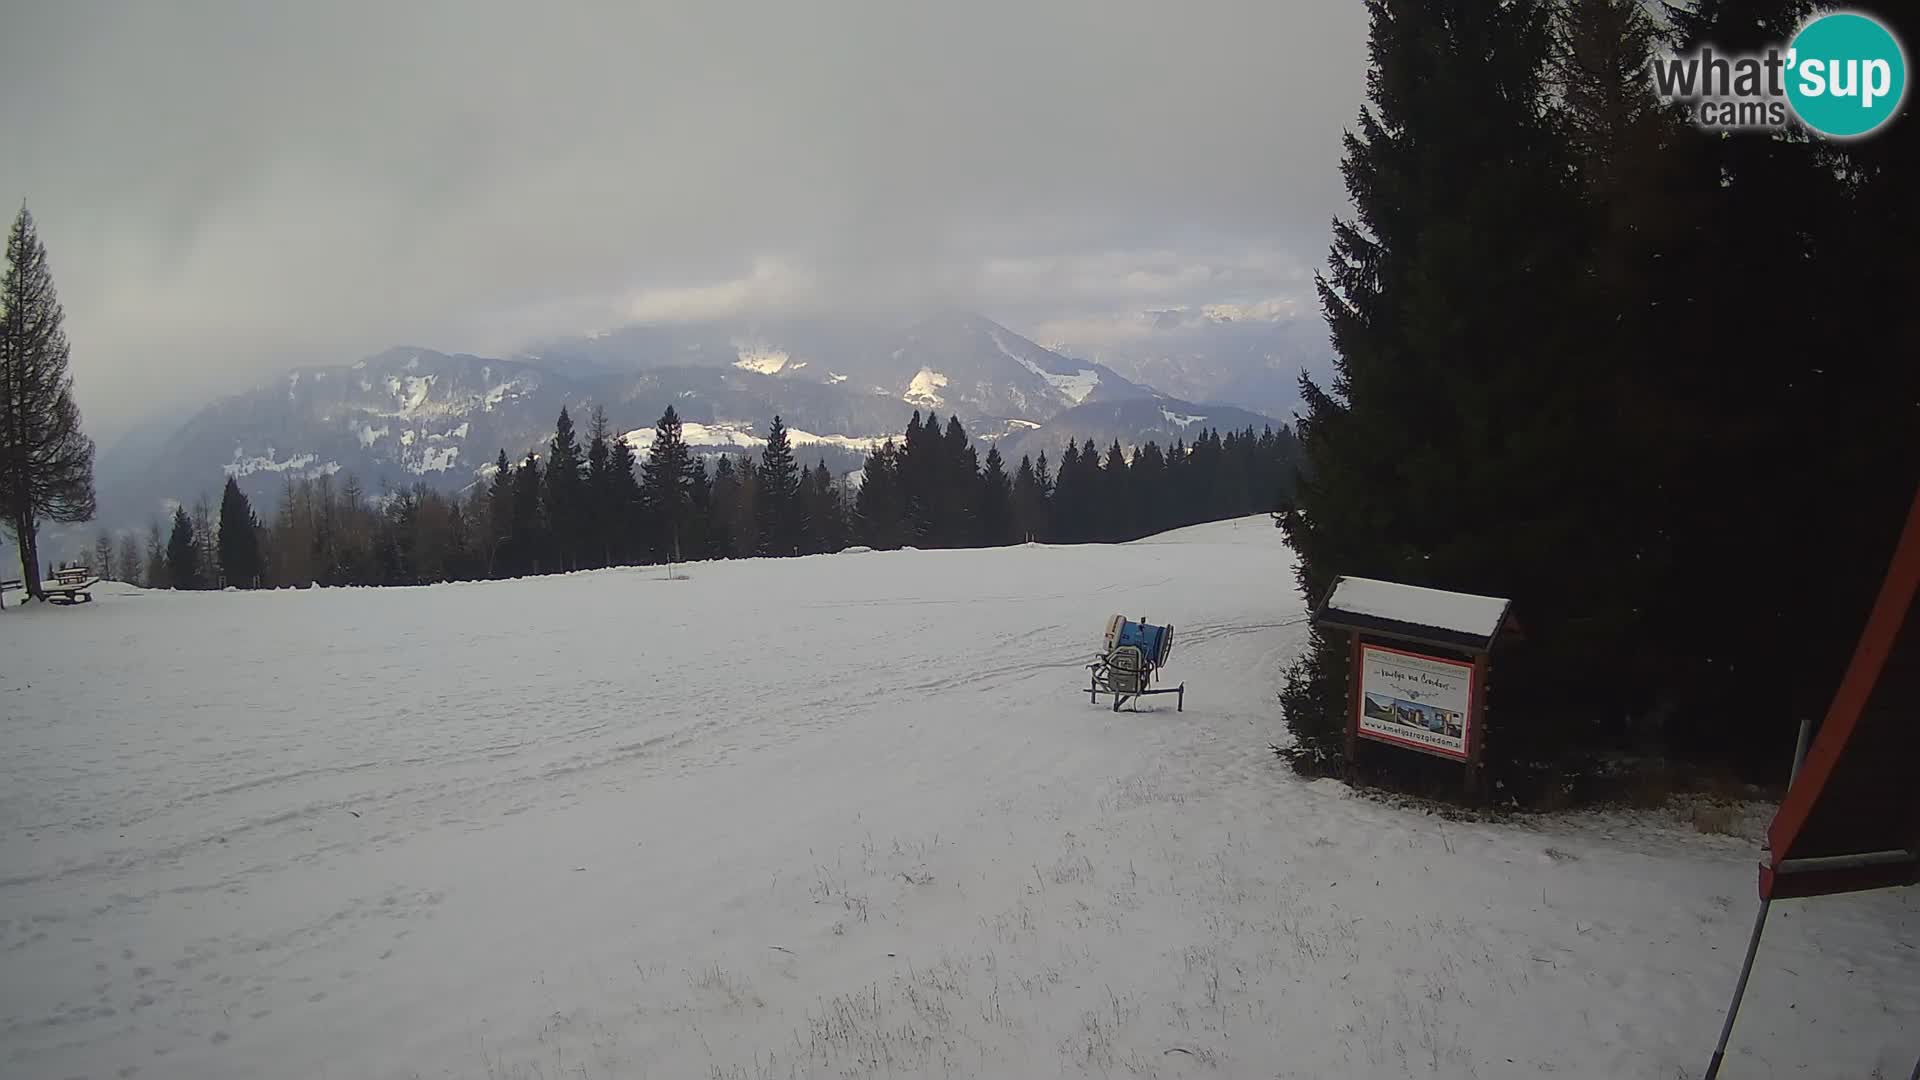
[217,476,263,587]
[1279,0,1594,773]
[585,406,614,568]
[707,455,737,558]
[728,456,760,558]
[1051,441,1084,543]
[1130,441,1168,538]
[1011,454,1041,543]
[0,207,95,597]
[544,408,585,570]
[686,456,712,560]
[854,439,906,549]
[512,452,544,574]
[640,405,697,563]
[756,415,801,556]
[1099,441,1129,542]
[607,427,643,564]
[898,411,937,543]
[487,450,515,576]
[937,415,978,546]
[978,445,1013,547]
[165,505,198,590]
[800,460,846,555]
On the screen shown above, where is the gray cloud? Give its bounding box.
[0,0,1367,437]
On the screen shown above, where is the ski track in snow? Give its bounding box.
[1,518,1916,1079]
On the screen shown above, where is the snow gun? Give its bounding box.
[1087,615,1183,712]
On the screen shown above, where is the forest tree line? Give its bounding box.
[76,404,1297,590]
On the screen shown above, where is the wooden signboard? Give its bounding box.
[1315,577,1511,797]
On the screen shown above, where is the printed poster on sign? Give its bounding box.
[1357,644,1474,761]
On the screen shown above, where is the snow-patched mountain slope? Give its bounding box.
[91,314,1149,533]
[3,519,1914,1079]
[528,312,1149,422]
[1048,308,1331,423]
[90,348,567,524]
[885,311,1149,422]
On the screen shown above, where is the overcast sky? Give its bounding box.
[0,1,1367,440]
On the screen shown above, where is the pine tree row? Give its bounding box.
[854,410,1298,549]
[127,403,1298,589]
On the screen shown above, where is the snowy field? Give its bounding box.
[3,518,1916,1080]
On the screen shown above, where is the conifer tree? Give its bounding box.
[512,452,544,574]
[1099,441,1129,542]
[898,411,937,542]
[0,207,95,597]
[487,450,515,576]
[1051,441,1084,543]
[729,456,760,558]
[1033,450,1053,538]
[217,476,263,587]
[708,455,738,558]
[165,505,198,590]
[640,405,697,564]
[607,428,642,564]
[544,407,585,571]
[93,531,114,581]
[756,415,801,556]
[1011,454,1040,543]
[854,439,906,549]
[585,406,613,568]
[1130,441,1167,538]
[686,455,712,560]
[938,415,979,547]
[978,445,1013,547]
[799,460,846,555]
[1278,0,1595,770]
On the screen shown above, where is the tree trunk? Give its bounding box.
[18,514,43,599]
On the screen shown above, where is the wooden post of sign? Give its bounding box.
[1466,653,1491,800]
[1344,630,1361,770]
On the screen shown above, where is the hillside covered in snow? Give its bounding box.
[2,519,1914,1078]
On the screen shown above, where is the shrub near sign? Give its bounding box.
[1356,644,1474,761]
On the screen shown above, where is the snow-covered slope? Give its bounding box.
[3,521,1914,1079]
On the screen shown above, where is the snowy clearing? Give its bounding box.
[2,518,1915,1079]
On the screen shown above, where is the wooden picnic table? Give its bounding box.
[41,571,99,605]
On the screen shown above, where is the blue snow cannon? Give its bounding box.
[1107,616,1174,668]
[1088,615,1183,712]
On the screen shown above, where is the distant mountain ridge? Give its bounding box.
[89,313,1286,534]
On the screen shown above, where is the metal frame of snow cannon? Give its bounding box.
[1087,615,1183,712]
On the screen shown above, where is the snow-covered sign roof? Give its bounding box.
[1316,576,1512,651]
